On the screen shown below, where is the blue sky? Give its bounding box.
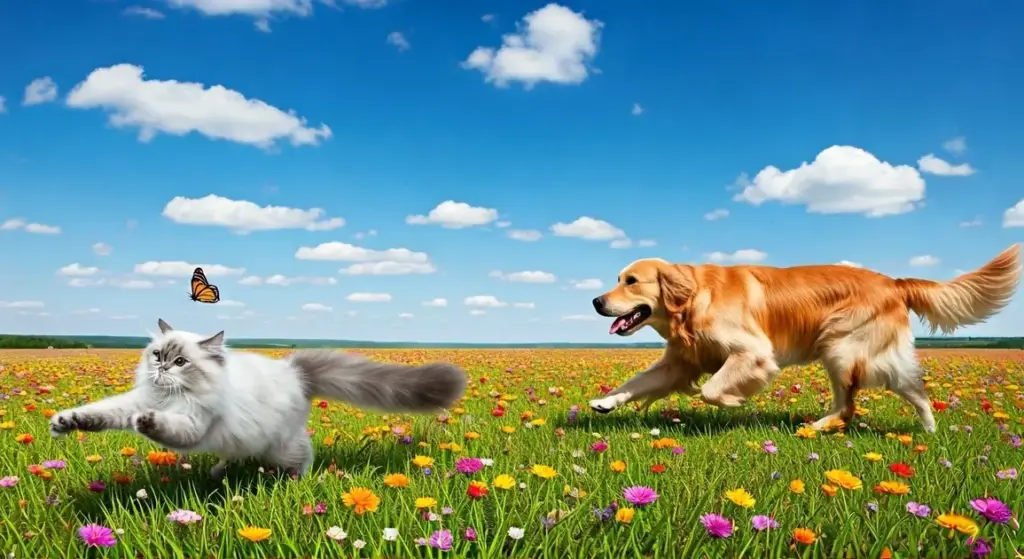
[0,0,1021,343]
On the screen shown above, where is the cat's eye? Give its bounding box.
[174,357,187,367]
[151,350,160,359]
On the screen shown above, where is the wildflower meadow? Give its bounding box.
[0,348,1021,558]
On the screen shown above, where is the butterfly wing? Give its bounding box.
[195,284,220,304]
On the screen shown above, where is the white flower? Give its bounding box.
[524,422,534,429]
[649,428,661,436]
[508,527,525,540]
[114,528,124,535]
[480,458,494,467]
[135,489,148,500]
[572,465,587,475]
[428,512,440,522]
[353,539,366,549]
[518,482,527,490]
[326,526,347,542]
[382,527,399,541]
[629,432,641,440]
[571,450,585,458]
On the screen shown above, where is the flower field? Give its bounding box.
[0,348,1021,558]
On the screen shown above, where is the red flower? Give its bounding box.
[467,481,489,499]
[599,385,613,395]
[318,401,328,409]
[479,377,488,384]
[932,401,948,412]
[650,464,666,474]
[981,400,993,413]
[490,408,505,418]
[888,462,914,478]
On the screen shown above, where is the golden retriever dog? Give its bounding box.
[589,244,1021,432]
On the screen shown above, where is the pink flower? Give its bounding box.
[700,513,733,538]
[0,476,18,488]
[428,529,453,551]
[622,486,658,507]
[590,441,608,453]
[166,509,203,525]
[78,524,117,548]
[455,458,483,475]
[969,497,1012,524]
[751,515,778,531]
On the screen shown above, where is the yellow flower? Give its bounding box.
[824,470,863,490]
[238,526,272,542]
[609,460,627,473]
[875,481,910,496]
[464,431,481,440]
[789,480,805,494]
[650,437,678,449]
[936,513,979,536]
[897,434,913,445]
[383,473,409,488]
[820,484,838,497]
[415,497,438,509]
[0,421,14,430]
[85,454,102,464]
[724,488,756,509]
[615,507,635,524]
[120,447,136,457]
[795,426,817,439]
[501,425,516,434]
[530,464,557,479]
[863,452,883,462]
[341,487,380,515]
[492,474,516,490]
[411,455,434,469]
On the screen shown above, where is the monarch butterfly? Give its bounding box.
[190,267,220,304]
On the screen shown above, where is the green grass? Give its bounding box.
[0,349,1021,558]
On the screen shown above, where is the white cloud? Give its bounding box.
[0,218,62,234]
[241,274,337,286]
[631,103,643,116]
[114,279,155,289]
[507,229,542,242]
[66,64,331,148]
[572,278,603,290]
[917,154,976,177]
[387,31,410,51]
[57,263,100,276]
[610,239,632,249]
[302,303,332,312]
[155,0,378,19]
[706,249,767,263]
[637,239,656,247]
[422,298,448,307]
[704,208,729,221]
[481,13,495,23]
[513,302,535,309]
[219,300,245,307]
[562,314,595,321]
[406,200,499,229]
[462,3,602,89]
[469,309,486,316]
[23,77,58,106]
[909,255,940,267]
[353,229,378,240]
[92,242,112,256]
[347,292,392,303]
[464,295,507,308]
[836,260,863,268]
[295,241,429,263]
[495,220,511,228]
[734,145,925,217]
[550,216,625,241]
[398,312,414,319]
[134,261,245,277]
[72,308,102,314]
[68,278,106,288]
[339,262,437,275]
[958,217,982,228]
[1004,200,1024,228]
[489,270,557,283]
[0,301,44,309]
[942,136,967,156]
[162,194,344,233]
[124,6,165,18]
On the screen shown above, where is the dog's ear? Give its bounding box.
[658,264,696,344]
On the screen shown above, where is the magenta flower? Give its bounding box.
[313,502,327,515]
[906,502,931,518]
[42,460,67,470]
[996,468,1017,480]
[590,441,608,453]
[428,529,453,551]
[969,536,992,557]
[455,458,483,475]
[969,498,1012,524]
[88,480,106,493]
[0,476,18,488]
[166,509,203,525]
[700,513,734,538]
[751,515,778,531]
[762,441,778,454]
[464,527,477,541]
[622,486,659,507]
[78,524,117,548]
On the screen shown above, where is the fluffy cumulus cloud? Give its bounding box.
[23,77,58,106]
[464,295,507,308]
[550,216,625,241]
[1004,200,1024,228]
[422,298,447,307]
[705,249,767,263]
[406,201,499,229]
[347,292,392,303]
[489,270,557,283]
[295,241,435,275]
[0,218,61,234]
[917,154,976,177]
[301,303,332,312]
[134,261,245,276]
[162,194,344,233]
[57,263,99,276]
[65,64,331,148]
[734,146,926,217]
[239,274,336,286]
[92,242,112,256]
[463,3,603,88]
[571,278,603,290]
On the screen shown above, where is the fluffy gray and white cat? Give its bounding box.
[49,319,467,479]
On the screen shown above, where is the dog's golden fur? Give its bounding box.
[589,244,1022,431]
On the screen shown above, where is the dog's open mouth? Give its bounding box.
[609,305,651,335]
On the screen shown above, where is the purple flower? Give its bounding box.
[400,435,413,445]
[166,509,202,525]
[700,513,733,538]
[314,502,327,515]
[567,405,579,424]
[540,515,556,530]
[672,446,685,455]
[78,524,117,548]
[455,458,483,475]
[938,458,952,469]
[762,441,778,454]
[996,468,1017,480]
[42,460,66,470]
[751,515,778,531]
[428,529,453,551]
[906,502,931,518]
[969,497,1012,524]
[970,536,992,557]
[423,467,432,476]
[88,480,106,493]
[1010,435,1022,449]
[622,486,658,507]
[464,527,477,542]
[0,476,18,488]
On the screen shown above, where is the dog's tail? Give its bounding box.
[289,350,467,412]
[894,244,1021,335]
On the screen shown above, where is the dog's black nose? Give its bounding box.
[592,297,604,312]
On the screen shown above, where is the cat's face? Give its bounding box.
[141,319,225,392]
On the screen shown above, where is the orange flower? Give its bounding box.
[383,473,409,488]
[873,481,910,496]
[147,451,177,466]
[14,433,33,444]
[793,528,817,545]
[341,487,380,515]
[609,460,627,473]
[820,484,838,497]
[120,447,137,457]
[467,481,489,499]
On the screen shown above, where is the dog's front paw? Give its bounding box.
[49,411,78,437]
[132,411,157,435]
[589,397,618,414]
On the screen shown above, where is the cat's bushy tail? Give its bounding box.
[289,350,467,412]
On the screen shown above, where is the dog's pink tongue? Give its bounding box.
[609,317,626,334]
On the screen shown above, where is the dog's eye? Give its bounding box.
[625,276,637,285]
[173,357,187,367]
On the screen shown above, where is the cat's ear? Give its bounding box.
[199,331,225,349]
[157,318,173,334]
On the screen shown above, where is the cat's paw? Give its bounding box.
[49,411,79,437]
[132,412,157,435]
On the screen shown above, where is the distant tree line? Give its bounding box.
[0,335,88,349]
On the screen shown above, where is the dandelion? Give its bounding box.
[793,528,817,545]
[428,529,453,551]
[530,464,557,479]
[700,513,733,538]
[623,486,659,507]
[412,455,434,469]
[864,452,883,462]
[341,487,380,515]
[609,460,627,473]
[724,488,756,508]
[751,515,778,531]
[969,497,1012,524]
[78,524,116,548]
[493,474,516,489]
[415,497,438,510]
